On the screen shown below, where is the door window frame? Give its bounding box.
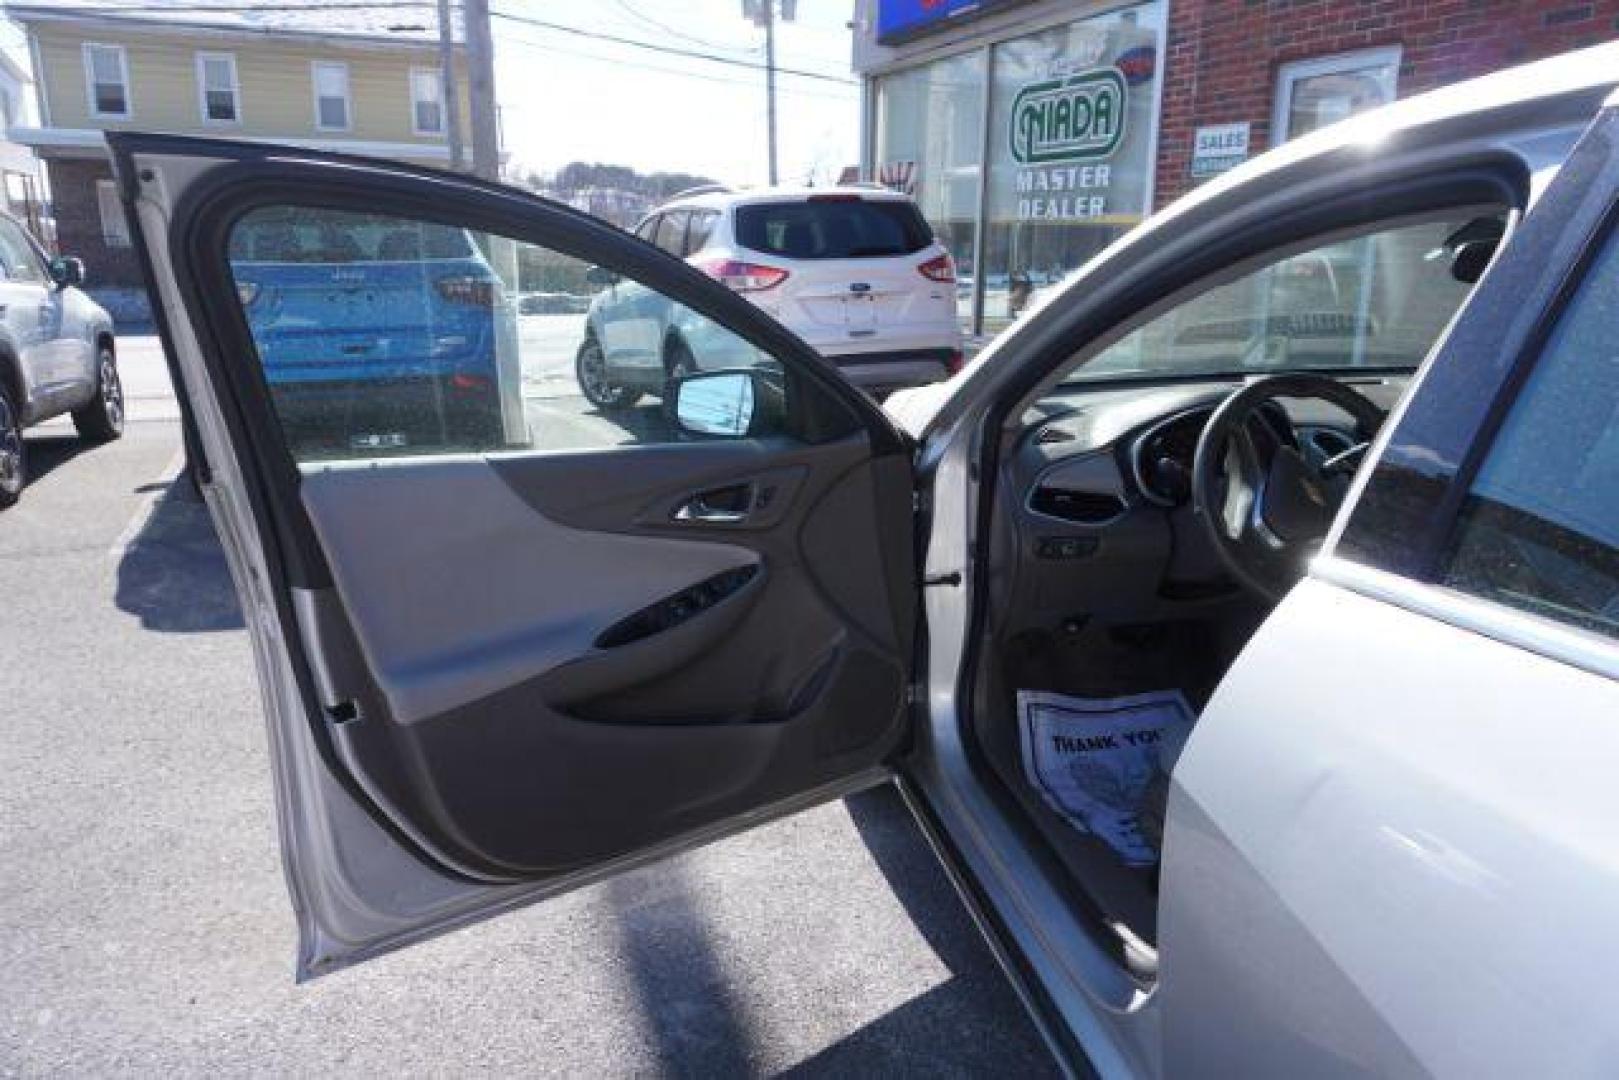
[83,42,131,120]
[1321,108,1619,679]
[136,150,903,587]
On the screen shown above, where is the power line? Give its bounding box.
[489,7,854,85]
[495,28,854,103]
[26,1,443,12]
[609,0,755,55]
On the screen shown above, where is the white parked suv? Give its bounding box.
[574,185,963,409]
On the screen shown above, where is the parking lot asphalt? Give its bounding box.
[0,336,1056,1077]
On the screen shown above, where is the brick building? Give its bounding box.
[852,0,1619,337]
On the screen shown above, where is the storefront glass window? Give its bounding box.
[875,49,986,331]
[982,2,1166,333]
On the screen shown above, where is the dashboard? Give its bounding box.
[992,375,1410,634]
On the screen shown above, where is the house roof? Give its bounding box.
[4,1,462,48]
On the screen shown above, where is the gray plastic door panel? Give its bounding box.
[114,133,917,977]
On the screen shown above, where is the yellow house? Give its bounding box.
[7,2,472,318]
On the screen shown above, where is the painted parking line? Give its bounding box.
[107,448,186,558]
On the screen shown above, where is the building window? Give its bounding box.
[875,48,986,335]
[84,43,130,119]
[980,1,1167,333]
[410,67,444,135]
[97,179,130,248]
[196,52,239,123]
[312,61,351,131]
[1273,48,1400,143]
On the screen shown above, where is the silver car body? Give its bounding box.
[117,42,1619,1078]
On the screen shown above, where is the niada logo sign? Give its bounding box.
[1009,67,1127,165]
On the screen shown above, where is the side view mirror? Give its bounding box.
[49,255,85,288]
[670,368,783,439]
[584,265,619,287]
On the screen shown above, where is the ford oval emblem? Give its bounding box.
[849,282,871,293]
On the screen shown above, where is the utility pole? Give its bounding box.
[745,0,793,185]
[435,0,464,171]
[762,0,777,185]
[463,0,500,181]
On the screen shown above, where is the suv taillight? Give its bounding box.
[435,275,498,306]
[918,254,956,283]
[698,258,790,293]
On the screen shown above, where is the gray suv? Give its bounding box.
[0,213,120,509]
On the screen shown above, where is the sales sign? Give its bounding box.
[1190,122,1251,178]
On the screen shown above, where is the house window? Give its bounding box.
[97,179,130,247]
[312,61,350,131]
[84,43,130,119]
[410,67,444,135]
[1273,48,1400,143]
[197,52,239,123]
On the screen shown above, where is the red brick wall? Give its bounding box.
[1154,0,1619,207]
[46,157,143,290]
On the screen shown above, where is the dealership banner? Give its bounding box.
[875,0,1034,44]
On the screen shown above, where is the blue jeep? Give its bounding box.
[228,207,513,456]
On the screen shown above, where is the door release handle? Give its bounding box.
[673,483,753,524]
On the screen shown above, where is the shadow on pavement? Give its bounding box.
[22,430,95,487]
[606,786,1057,1077]
[115,480,244,633]
[607,865,759,1079]
[780,787,1060,1077]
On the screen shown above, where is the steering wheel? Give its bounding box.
[1191,373,1385,599]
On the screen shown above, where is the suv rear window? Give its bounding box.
[733,198,932,260]
[229,207,475,263]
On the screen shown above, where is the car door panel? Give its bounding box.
[295,439,911,880]
[1162,575,1619,1077]
[114,135,916,973]
[1159,103,1619,1076]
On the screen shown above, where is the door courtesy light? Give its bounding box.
[918,254,956,283]
[698,258,790,292]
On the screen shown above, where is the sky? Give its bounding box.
[491,0,861,187]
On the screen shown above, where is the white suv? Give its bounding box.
[575,185,963,409]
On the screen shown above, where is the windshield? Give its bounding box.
[733,198,933,260]
[1066,214,1499,384]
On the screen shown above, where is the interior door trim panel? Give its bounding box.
[295,439,914,880]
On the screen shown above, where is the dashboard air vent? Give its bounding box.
[1030,486,1126,523]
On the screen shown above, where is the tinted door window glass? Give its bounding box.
[734,199,931,260]
[226,205,781,463]
[1443,226,1619,640]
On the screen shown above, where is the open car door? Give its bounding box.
[114,135,918,978]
